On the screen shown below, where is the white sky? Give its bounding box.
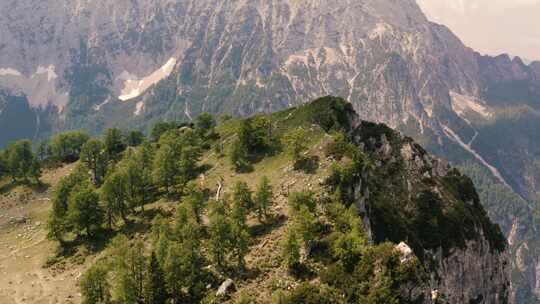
[417,0,540,61]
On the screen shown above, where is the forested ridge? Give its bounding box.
[0,97,507,304]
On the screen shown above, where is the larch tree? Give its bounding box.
[255,176,273,223]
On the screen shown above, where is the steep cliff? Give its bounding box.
[339,101,510,303]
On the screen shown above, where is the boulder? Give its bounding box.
[395,242,414,263]
[216,278,235,297]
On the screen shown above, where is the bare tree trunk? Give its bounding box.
[216,176,224,201]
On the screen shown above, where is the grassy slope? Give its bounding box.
[0,106,338,303]
[0,99,506,303]
[0,164,86,304]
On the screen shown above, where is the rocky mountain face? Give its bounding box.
[0,0,539,301]
[344,109,510,303]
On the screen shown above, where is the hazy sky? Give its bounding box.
[417,0,540,61]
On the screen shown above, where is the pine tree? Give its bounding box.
[67,184,103,238]
[330,205,366,269]
[0,149,7,179]
[166,208,205,302]
[230,196,250,269]
[230,139,250,172]
[208,199,232,267]
[120,148,154,213]
[6,140,36,183]
[101,170,129,227]
[233,181,254,211]
[36,139,52,162]
[104,128,126,161]
[288,192,319,255]
[282,228,301,271]
[282,127,309,168]
[153,144,177,193]
[80,139,108,186]
[29,158,41,184]
[137,141,155,205]
[114,240,146,304]
[255,176,273,223]
[47,168,88,243]
[153,129,201,195]
[195,112,217,139]
[80,263,111,304]
[126,130,145,147]
[174,205,202,247]
[150,121,176,142]
[183,185,205,224]
[144,252,168,304]
[50,131,90,162]
[163,243,183,303]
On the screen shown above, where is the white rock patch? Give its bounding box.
[35,65,57,82]
[134,101,144,116]
[0,65,67,111]
[0,68,23,77]
[442,124,511,189]
[450,91,491,121]
[119,58,177,101]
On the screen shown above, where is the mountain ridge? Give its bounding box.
[0,1,539,301]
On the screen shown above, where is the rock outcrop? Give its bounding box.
[328,99,511,303]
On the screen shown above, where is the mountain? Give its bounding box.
[0,97,509,303]
[0,0,539,301]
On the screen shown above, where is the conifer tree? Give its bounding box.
[80,139,108,186]
[183,185,205,224]
[230,196,250,269]
[0,150,7,179]
[67,184,103,238]
[80,263,111,304]
[195,112,217,139]
[232,181,254,211]
[101,170,129,227]
[208,199,232,267]
[104,128,126,161]
[282,228,301,271]
[114,240,147,304]
[144,252,168,304]
[47,168,88,243]
[36,139,52,162]
[153,129,201,194]
[255,176,273,223]
[230,139,250,172]
[6,140,38,183]
[50,131,90,162]
[120,148,154,213]
[126,130,145,147]
[283,127,309,166]
[288,192,319,254]
[166,206,205,302]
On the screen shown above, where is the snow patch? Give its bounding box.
[450,91,491,120]
[0,68,22,77]
[119,58,177,101]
